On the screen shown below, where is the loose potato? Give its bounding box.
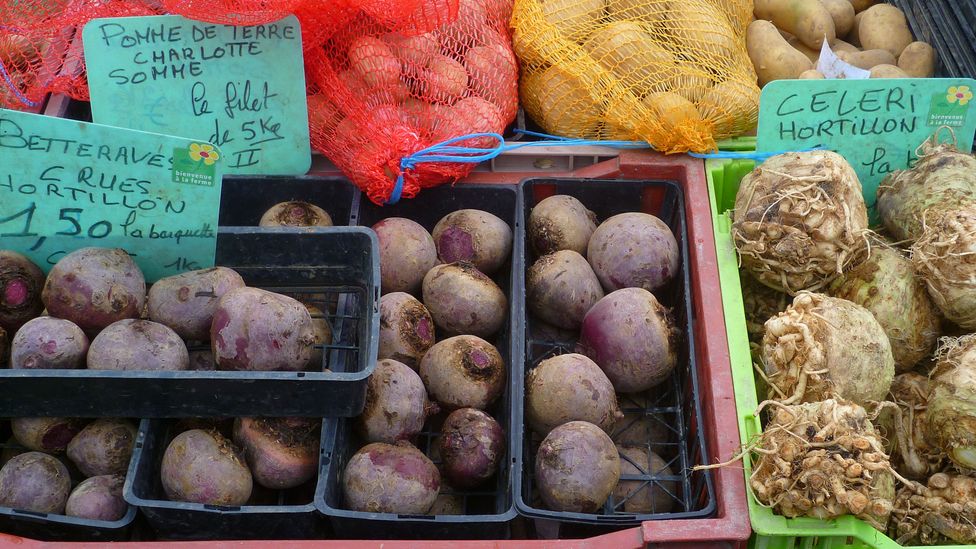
[869,64,910,79]
[754,0,836,49]
[747,20,813,86]
[799,69,826,79]
[836,48,896,69]
[521,66,601,138]
[819,0,855,37]
[898,42,936,78]
[787,37,820,64]
[849,0,879,13]
[857,4,913,57]
[583,21,677,91]
[848,11,864,46]
[830,39,859,53]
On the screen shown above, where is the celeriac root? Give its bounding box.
[892,472,976,545]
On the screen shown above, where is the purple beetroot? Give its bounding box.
[526,353,622,435]
[432,209,512,276]
[147,267,246,340]
[422,262,507,338]
[0,452,71,513]
[11,317,88,369]
[528,195,598,257]
[161,429,253,506]
[438,408,505,488]
[11,417,88,454]
[378,292,436,370]
[66,419,137,477]
[342,441,440,514]
[527,250,604,330]
[372,218,438,295]
[211,287,315,371]
[233,417,320,490]
[535,421,620,512]
[420,335,506,410]
[613,445,676,513]
[65,474,128,521]
[359,359,435,443]
[0,251,45,333]
[41,248,146,331]
[578,288,678,393]
[87,319,189,371]
[587,213,679,293]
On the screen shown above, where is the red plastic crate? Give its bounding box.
[0,151,747,549]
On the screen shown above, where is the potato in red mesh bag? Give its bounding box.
[305,0,518,206]
[0,30,70,110]
[162,0,305,26]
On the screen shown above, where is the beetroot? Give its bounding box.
[87,319,189,371]
[66,419,137,477]
[438,408,505,488]
[528,195,598,257]
[161,429,253,506]
[41,248,146,331]
[526,353,622,435]
[259,201,333,227]
[431,209,512,276]
[420,335,506,410]
[187,346,217,370]
[427,484,464,514]
[378,293,436,370]
[211,287,315,372]
[535,421,620,512]
[342,441,440,514]
[65,474,127,521]
[359,359,435,443]
[613,446,675,513]
[0,326,6,369]
[147,267,246,341]
[611,393,670,446]
[372,218,438,295]
[587,212,679,293]
[578,288,677,394]
[233,417,320,490]
[0,250,45,333]
[422,262,507,338]
[0,452,71,513]
[11,417,87,454]
[10,317,88,369]
[306,304,333,370]
[527,250,604,330]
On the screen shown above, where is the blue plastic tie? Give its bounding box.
[385,129,827,204]
[0,25,40,109]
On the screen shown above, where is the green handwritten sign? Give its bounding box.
[0,108,223,282]
[82,14,310,175]
[757,78,976,220]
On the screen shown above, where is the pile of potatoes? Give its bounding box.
[747,0,936,85]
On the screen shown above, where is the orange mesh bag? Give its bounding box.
[0,0,160,109]
[305,0,518,205]
[512,0,759,153]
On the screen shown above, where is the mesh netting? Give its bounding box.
[512,0,759,153]
[161,0,305,26]
[0,0,161,110]
[305,0,518,205]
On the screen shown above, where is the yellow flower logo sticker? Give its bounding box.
[189,143,219,166]
[947,85,973,106]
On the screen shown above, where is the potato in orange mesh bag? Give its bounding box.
[512,0,760,153]
[305,0,518,205]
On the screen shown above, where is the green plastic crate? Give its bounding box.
[705,158,974,549]
[715,136,757,152]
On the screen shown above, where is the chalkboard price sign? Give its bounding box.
[82,15,310,176]
[0,108,223,282]
[757,78,976,220]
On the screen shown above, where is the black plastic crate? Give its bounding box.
[513,179,715,527]
[0,424,138,541]
[219,177,359,227]
[124,419,328,540]
[316,184,519,539]
[890,0,975,78]
[0,227,380,418]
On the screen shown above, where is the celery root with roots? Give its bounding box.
[912,201,976,330]
[891,472,976,545]
[875,373,944,480]
[927,334,976,470]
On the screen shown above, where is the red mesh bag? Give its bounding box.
[161,0,305,26]
[0,0,160,110]
[304,0,518,205]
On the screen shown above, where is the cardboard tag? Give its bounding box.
[0,108,223,282]
[82,14,310,175]
[757,78,976,222]
[816,40,871,79]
